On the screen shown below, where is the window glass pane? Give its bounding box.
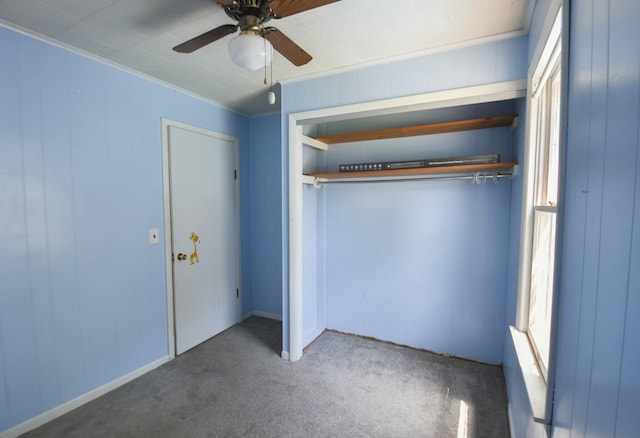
[533,59,561,207]
[545,69,561,205]
[534,90,548,205]
[528,208,557,379]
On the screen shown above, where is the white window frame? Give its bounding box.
[528,56,561,382]
[511,2,564,427]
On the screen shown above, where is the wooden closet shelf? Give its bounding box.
[306,162,517,180]
[312,115,517,145]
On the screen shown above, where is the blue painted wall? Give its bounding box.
[552,0,640,436]
[504,0,640,436]
[4,0,637,433]
[0,26,251,432]
[283,37,527,115]
[281,36,528,358]
[321,129,514,364]
[247,113,283,318]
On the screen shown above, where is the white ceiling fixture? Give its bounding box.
[228,30,273,71]
[0,0,533,116]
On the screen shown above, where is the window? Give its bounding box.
[512,5,562,422]
[528,54,561,381]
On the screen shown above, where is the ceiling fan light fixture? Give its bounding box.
[228,32,273,71]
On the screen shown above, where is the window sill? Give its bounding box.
[509,326,549,424]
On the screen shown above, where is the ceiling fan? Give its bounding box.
[172,0,341,68]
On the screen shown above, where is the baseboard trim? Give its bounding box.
[243,310,282,321]
[0,356,170,438]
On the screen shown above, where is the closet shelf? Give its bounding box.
[311,115,517,145]
[306,162,517,181]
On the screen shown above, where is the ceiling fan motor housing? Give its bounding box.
[224,0,277,31]
[238,16,265,35]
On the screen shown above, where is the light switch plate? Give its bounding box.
[149,228,160,244]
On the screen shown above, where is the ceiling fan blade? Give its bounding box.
[216,0,235,5]
[263,27,312,66]
[173,24,238,53]
[271,0,340,17]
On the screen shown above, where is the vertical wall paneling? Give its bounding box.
[390,61,415,99]
[0,25,250,434]
[70,57,117,393]
[584,0,637,433]
[559,0,640,435]
[283,37,527,117]
[248,113,283,318]
[505,0,640,436]
[321,129,514,364]
[41,47,87,406]
[616,150,640,436]
[19,33,59,415]
[105,69,147,375]
[0,29,40,427]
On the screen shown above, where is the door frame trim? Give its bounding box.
[161,118,242,359]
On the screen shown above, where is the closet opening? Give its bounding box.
[286,80,526,362]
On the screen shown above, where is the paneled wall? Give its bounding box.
[281,36,528,356]
[504,0,640,436]
[0,26,249,433]
[247,113,283,318]
[283,37,527,115]
[553,0,640,436]
[320,124,516,364]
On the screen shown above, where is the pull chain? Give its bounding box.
[264,35,268,85]
[265,35,276,104]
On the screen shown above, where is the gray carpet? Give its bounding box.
[21,317,510,437]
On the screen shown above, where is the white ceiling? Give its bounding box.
[0,0,533,116]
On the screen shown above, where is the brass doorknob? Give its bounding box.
[177,253,187,261]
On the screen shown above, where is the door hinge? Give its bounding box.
[234,169,237,180]
[236,288,239,298]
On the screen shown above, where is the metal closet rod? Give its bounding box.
[313,171,513,187]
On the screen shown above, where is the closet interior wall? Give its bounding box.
[300,99,522,365]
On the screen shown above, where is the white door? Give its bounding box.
[168,124,239,355]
